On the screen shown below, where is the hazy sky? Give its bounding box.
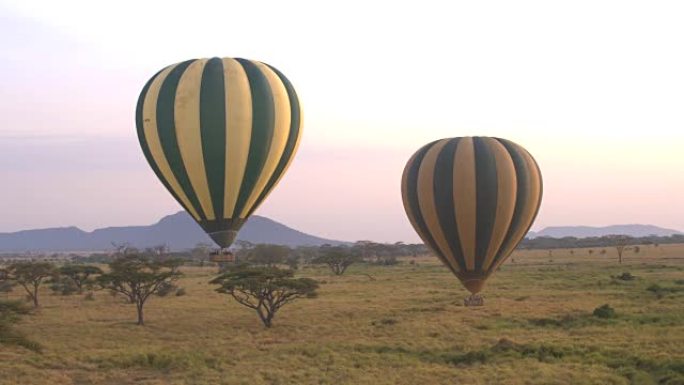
[1,0,683,242]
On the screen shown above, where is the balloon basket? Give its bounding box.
[464,294,484,307]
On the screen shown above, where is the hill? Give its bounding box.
[528,224,682,239]
[0,212,345,252]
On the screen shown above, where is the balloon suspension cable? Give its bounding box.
[464,294,484,307]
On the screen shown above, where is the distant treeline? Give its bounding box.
[519,234,684,250]
[0,241,432,265]
[1,234,682,263]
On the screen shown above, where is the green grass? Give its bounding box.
[0,244,682,385]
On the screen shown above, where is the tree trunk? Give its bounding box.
[256,307,271,328]
[32,284,39,308]
[264,310,274,328]
[136,302,145,326]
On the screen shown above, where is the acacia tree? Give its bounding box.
[1,262,56,307]
[98,255,182,325]
[608,235,630,264]
[233,240,254,262]
[246,244,291,267]
[210,266,318,328]
[312,245,362,275]
[111,242,138,256]
[293,246,320,265]
[145,244,170,259]
[58,265,103,294]
[191,243,213,267]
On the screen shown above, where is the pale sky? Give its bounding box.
[1,0,683,242]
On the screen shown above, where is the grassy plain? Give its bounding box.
[1,244,683,385]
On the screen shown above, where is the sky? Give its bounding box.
[1,0,683,243]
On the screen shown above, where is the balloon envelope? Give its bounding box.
[136,57,302,248]
[401,137,542,294]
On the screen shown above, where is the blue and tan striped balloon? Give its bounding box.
[136,57,302,248]
[401,137,542,294]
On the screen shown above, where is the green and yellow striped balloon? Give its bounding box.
[136,57,302,248]
[401,137,542,294]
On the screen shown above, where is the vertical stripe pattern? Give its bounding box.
[401,136,543,294]
[136,57,302,248]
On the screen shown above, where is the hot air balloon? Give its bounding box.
[136,57,302,249]
[401,137,542,303]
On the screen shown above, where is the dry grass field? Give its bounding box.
[1,244,683,385]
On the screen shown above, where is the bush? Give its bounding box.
[647,283,682,298]
[50,279,79,296]
[155,281,178,297]
[613,272,636,281]
[593,304,616,319]
[372,318,398,326]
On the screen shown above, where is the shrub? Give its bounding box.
[373,255,400,266]
[593,304,616,319]
[614,272,636,281]
[646,283,682,298]
[50,278,79,296]
[372,318,398,326]
[155,281,178,297]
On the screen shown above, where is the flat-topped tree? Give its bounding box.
[1,262,56,308]
[97,255,182,325]
[607,235,631,264]
[191,243,213,267]
[58,265,103,294]
[211,266,318,328]
[246,244,291,267]
[313,245,362,275]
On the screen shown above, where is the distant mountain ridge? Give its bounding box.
[0,212,345,252]
[527,224,682,239]
[2,217,681,253]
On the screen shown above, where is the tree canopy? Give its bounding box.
[210,266,318,328]
[97,255,182,325]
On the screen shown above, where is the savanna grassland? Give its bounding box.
[1,244,683,385]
